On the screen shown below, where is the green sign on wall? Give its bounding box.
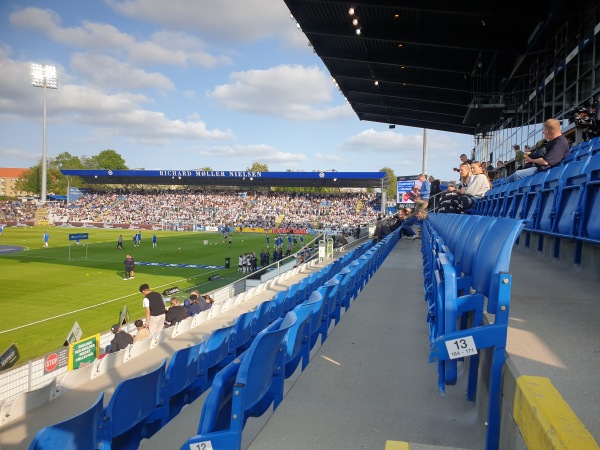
[68,334,99,370]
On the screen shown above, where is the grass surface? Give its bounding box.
[0,226,300,363]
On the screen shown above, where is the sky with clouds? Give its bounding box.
[0,0,474,182]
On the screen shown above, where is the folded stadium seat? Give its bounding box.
[323,276,341,328]
[505,177,533,219]
[29,393,105,450]
[283,303,313,395]
[251,300,276,337]
[101,359,167,449]
[233,311,255,356]
[164,342,204,423]
[182,313,297,450]
[577,152,600,243]
[590,139,600,156]
[197,325,236,393]
[170,317,193,338]
[519,170,550,225]
[490,183,511,217]
[123,337,153,363]
[1,382,56,428]
[334,267,352,313]
[574,141,591,161]
[220,296,236,314]
[536,165,568,232]
[551,156,591,237]
[561,143,580,165]
[190,310,210,329]
[268,295,286,323]
[304,289,327,357]
[498,180,523,217]
[207,302,224,321]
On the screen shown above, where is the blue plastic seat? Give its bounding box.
[182,313,297,450]
[198,325,236,392]
[102,359,167,449]
[29,393,105,450]
[284,303,313,379]
[536,165,567,232]
[551,157,590,237]
[165,343,204,422]
[233,311,255,355]
[578,152,600,243]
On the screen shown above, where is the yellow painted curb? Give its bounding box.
[385,441,410,450]
[513,375,599,450]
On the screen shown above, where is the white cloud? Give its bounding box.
[315,152,345,163]
[0,147,40,161]
[9,7,230,68]
[208,64,353,121]
[0,54,233,143]
[71,53,175,91]
[195,144,307,169]
[106,0,292,44]
[338,129,424,154]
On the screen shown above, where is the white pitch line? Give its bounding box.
[0,268,224,335]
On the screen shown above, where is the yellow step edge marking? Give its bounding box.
[513,375,599,450]
[385,441,410,450]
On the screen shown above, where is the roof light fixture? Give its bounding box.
[349,7,355,15]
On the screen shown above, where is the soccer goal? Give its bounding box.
[161,220,197,232]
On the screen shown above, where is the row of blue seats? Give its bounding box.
[182,230,399,449]
[422,214,525,450]
[28,234,397,450]
[475,146,600,248]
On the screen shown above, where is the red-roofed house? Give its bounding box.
[0,168,31,198]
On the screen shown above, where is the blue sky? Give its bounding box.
[0,0,473,182]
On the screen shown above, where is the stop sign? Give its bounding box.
[45,353,59,372]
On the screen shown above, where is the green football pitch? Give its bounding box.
[0,226,302,363]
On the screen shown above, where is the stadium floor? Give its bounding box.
[1,237,598,449]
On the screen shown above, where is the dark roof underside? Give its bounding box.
[283,0,569,135]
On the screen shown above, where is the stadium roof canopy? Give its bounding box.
[282,0,568,135]
[60,169,388,189]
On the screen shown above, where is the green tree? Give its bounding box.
[380,167,397,203]
[15,165,40,195]
[247,162,268,172]
[54,152,85,170]
[89,149,128,170]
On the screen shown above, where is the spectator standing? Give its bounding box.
[414,174,430,214]
[123,254,133,280]
[453,153,473,172]
[506,119,569,182]
[107,324,133,353]
[139,283,166,335]
[513,145,525,169]
[429,176,441,197]
[132,319,151,342]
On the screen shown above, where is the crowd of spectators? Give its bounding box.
[43,190,379,230]
[0,201,37,222]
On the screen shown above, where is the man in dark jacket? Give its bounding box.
[165,297,188,327]
[108,324,133,353]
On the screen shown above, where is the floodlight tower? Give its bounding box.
[31,63,58,203]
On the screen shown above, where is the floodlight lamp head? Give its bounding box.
[31,63,58,89]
